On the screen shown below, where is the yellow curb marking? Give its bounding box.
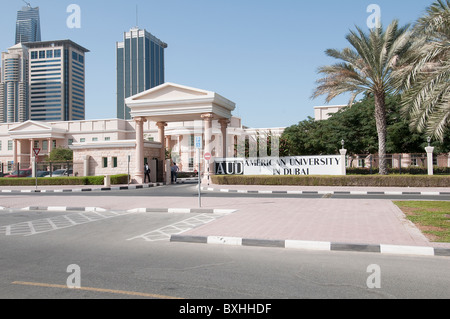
[12,281,183,299]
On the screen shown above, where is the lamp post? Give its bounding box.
[340,140,347,176]
[425,136,434,176]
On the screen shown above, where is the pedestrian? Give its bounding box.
[144,163,151,183]
[171,162,179,183]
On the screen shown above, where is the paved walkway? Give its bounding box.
[0,181,449,256]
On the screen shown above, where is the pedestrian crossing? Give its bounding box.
[0,210,133,237]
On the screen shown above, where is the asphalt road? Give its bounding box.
[0,183,449,201]
[0,208,449,301]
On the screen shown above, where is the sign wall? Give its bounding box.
[215,156,343,176]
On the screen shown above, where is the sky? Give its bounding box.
[0,0,434,128]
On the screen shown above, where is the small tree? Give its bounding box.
[46,147,73,162]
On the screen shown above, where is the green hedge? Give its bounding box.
[347,166,450,175]
[0,174,129,186]
[211,175,450,187]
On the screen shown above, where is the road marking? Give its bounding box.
[12,281,182,299]
[127,213,222,242]
[0,210,135,237]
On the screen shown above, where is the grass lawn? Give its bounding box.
[394,201,450,243]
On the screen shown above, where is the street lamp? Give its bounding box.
[341,140,345,149]
[427,136,432,147]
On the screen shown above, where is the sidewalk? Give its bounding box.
[0,181,449,257]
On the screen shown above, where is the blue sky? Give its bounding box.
[0,0,433,128]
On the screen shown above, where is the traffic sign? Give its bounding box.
[33,148,40,157]
[204,152,212,161]
[195,136,202,149]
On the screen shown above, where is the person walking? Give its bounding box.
[144,163,151,183]
[171,162,179,184]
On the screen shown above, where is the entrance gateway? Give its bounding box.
[125,82,236,184]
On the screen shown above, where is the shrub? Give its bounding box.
[0,174,130,186]
[211,175,450,187]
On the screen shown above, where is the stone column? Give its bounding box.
[13,139,18,170]
[202,113,214,182]
[157,122,168,182]
[219,119,230,159]
[29,139,35,168]
[426,146,435,176]
[48,138,52,154]
[134,117,147,184]
[83,155,90,177]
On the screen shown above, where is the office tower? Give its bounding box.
[117,28,168,120]
[16,5,41,44]
[0,43,29,123]
[25,40,89,121]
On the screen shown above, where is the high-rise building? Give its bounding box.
[16,5,41,44]
[0,43,29,123]
[116,28,168,120]
[24,40,89,122]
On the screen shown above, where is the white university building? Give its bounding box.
[0,82,285,182]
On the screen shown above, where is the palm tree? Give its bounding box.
[394,0,450,141]
[312,20,411,175]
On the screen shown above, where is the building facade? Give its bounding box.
[15,5,41,44]
[117,28,168,120]
[0,44,29,123]
[24,40,89,122]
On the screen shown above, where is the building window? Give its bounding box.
[190,135,195,147]
[92,137,98,142]
[358,159,365,168]
[39,51,45,59]
[80,138,85,143]
[0,141,2,151]
[54,49,61,58]
[102,157,108,168]
[8,161,14,172]
[189,158,194,171]
[31,51,38,59]
[113,157,118,168]
[68,139,73,146]
[43,140,48,151]
[52,140,57,149]
[46,50,53,58]
[8,140,13,151]
[34,140,39,148]
[104,137,111,141]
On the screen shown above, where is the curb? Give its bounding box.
[0,182,165,193]
[127,208,236,214]
[21,206,107,212]
[9,206,235,215]
[201,187,450,197]
[170,235,450,258]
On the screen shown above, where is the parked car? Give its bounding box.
[36,171,50,177]
[46,169,73,177]
[4,168,32,178]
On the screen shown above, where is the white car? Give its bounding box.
[46,169,73,177]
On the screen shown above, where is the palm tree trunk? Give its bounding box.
[374,91,388,175]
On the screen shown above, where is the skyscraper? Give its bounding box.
[25,40,89,122]
[16,4,41,44]
[117,28,168,120]
[0,43,29,123]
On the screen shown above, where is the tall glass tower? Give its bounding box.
[25,40,89,122]
[0,44,29,123]
[16,5,41,44]
[116,28,168,120]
